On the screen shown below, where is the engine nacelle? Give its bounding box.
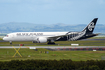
[34,37,47,43]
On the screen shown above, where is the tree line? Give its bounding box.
[0,59,105,70]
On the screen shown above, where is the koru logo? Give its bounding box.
[88,22,95,31]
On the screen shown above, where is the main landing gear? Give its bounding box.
[47,40,55,44]
[47,42,55,44]
[32,41,35,43]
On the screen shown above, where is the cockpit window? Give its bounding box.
[6,35,8,37]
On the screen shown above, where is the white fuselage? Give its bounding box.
[3,32,67,41]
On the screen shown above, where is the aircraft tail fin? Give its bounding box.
[82,18,98,34]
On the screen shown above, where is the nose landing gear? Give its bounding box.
[10,41,12,45]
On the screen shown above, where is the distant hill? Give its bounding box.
[0,22,105,33]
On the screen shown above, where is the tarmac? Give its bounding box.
[0,46,105,51]
[0,38,105,51]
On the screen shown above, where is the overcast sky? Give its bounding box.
[0,0,105,25]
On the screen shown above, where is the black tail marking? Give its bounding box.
[82,18,98,34]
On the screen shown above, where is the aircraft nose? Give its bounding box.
[3,37,6,41]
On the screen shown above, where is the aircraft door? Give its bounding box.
[11,35,14,38]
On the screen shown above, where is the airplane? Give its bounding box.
[3,18,98,44]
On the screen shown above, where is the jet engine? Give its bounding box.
[34,37,47,43]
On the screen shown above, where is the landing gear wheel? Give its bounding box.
[32,41,35,43]
[47,42,55,44]
[10,43,12,45]
[10,41,12,45]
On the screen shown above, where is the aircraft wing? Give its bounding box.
[46,32,75,40]
[47,34,68,40]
